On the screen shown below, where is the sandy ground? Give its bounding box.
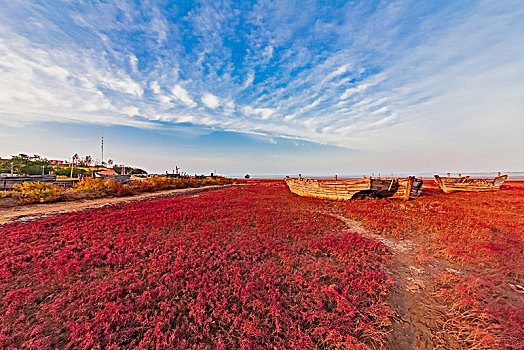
[0,185,232,225]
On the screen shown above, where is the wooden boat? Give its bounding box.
[434,174,507,193]
[285,175,423,201]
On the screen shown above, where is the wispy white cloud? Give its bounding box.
[201,93,220,109]
[224,100,235,110]
[241,106,276,120]
[262,45,274,60]
[171,84,197,108]
[0,24,148,128]
[324,63,351,82]
[241,72,255,89]
[149,6,169,44]
[340,73,386,100]
[150,81,161,94]
[157,95,171,104]
[129,55,138,74]
[0,0,523,169]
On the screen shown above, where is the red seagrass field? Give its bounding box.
[0,182,392,349]
[343,180,524,349]
[0,180,523,349]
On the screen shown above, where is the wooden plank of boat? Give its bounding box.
[434,176,444,191]
[389,176,422,200]
[390,177,413,200]
[434,174,507,193]
[410,178,424,199]
[372,176,424,200]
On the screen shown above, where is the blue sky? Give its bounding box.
[0,1,523,175]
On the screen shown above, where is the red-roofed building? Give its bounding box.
[48,159,66,166]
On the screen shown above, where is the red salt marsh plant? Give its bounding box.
[344,181,524,277]
[0,181,392,349]
[344,181,524,348]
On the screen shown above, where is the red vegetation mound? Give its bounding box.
[0,182,392,349]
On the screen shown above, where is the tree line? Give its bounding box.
[0,154,146,176]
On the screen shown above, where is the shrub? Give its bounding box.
[62,190,92,202]
[73,178,119,194]
[145,176,174,190]
[0,190,23,208]
[108,180,129,197]
[14,182,63,203]
[7,176,234,207]
[125,179,154,193]
[0,190,20,199]
[139,176,202,191]
[169,178,188,188]
[201,177,221,186]
[217,176,235,185]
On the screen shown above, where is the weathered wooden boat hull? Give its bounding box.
[285,177,374,201]
[285,176,422,201]
[377,177,424,200]
[434,175,507,193]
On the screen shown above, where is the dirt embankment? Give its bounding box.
[0,185,233,225]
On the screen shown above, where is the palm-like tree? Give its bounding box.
[70,153,80,178]
[85,155,92,167]
[107,159,114,168]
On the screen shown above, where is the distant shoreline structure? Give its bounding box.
[230,172,524,181]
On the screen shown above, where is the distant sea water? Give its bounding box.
[229,172,524,180]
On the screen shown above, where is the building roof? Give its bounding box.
[94,169,118,176]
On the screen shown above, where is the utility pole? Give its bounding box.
[11,162,13,175]
[42,165,45,175]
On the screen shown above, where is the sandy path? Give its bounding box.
[0,185,233,225]
[317,210,468,349]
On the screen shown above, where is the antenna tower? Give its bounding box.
[101,134,104,166]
